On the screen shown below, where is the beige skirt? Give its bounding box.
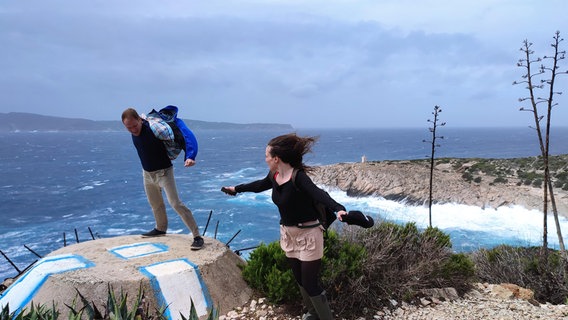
[279,221,324,261]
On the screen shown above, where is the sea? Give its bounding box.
[1,127,568,281]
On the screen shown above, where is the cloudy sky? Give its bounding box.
[1,1,567,128]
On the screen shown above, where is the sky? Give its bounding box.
[0,0,567,129]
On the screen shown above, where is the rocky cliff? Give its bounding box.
[311,156,568,216]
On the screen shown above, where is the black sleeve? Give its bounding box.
[234,172,273,193]
[295,170,346,212]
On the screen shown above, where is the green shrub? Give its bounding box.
[462,172,473,182]
[439,253,475,281]
[241,241,291,301]
[422,226,452,249]
[556,171,568,182]
[532,179,542,187]
[471,245,568,304]
[241,222,477,317]
[264,265,297,302]
[493,176,508,184]
[328,222,473,314]
[470,161,497,175]
[320,231,366,293]
[519,171,542,182]
[241,231,366,304]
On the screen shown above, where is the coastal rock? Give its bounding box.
[311,159,568,215]
[419,287,459,302]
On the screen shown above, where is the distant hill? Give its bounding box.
[0,112,293,132]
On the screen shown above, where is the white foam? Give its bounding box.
[324,187,568,249]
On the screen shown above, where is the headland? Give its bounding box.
[311,155,568,216]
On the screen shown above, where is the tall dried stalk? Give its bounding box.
[514,31,567,260]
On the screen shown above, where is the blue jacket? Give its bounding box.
[158,105,198,161]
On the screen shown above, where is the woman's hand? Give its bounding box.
[221,186,237,196]
[337,210,348,221]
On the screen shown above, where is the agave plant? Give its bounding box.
[0,303,12,320]
[2,302,60,320]
[179,299,218,320]
[65,288,101,320]
[106,284,142,320]
[4,284,219,320]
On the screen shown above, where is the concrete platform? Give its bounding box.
[0,235,252,319]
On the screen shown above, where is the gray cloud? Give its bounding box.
[0,1,566,128]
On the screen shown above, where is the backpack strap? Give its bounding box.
[291,168,333,233]
[290,168,300,190]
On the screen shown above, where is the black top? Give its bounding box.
[132,121,172,172]
[235,169,346,226]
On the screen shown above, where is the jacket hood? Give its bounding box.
[159,105,179,122]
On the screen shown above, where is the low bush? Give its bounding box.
[320,231,367,297]
[471,245,568,304]
[241,222,476,317]
[532,179,543,187]
[462,172,473,182]
[333,222,474,314]
[241,232,366,304]
[241,241,296,303]
[469,161,497,175]
[493,176,508,184]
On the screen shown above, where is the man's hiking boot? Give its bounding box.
[142,228,166,237]
[191,236,204,250]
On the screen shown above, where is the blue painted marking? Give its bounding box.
[108,242,169,259]
[0,254,94,316]
[139,258,212,320]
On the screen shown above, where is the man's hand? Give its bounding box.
[184,159,196,167]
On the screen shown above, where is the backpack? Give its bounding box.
[148,106,198,161]
[290,168,338,230]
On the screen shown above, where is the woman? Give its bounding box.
[222,133,347,320]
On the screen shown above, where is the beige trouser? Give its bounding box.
[143,166,200,238]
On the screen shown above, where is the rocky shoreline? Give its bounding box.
[310,156,568,216]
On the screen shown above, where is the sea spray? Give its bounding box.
[326,188,567,252]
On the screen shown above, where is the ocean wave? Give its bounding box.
[325,188,567,250]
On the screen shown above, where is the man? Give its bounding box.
[121,107,204,250]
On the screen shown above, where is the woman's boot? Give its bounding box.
[299,286,318,320]
[309,291,333,320]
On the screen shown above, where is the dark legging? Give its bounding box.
[287,257,323,296]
